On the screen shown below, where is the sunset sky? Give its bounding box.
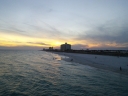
[0,0,128,50]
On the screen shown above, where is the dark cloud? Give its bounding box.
[72,44,89,50]
[0,46,43,50]
[89,44,128,50]
[27,42,49,46]
[76,20,128,44]
[0,40,49,46]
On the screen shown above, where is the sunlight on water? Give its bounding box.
[0,50,128,96]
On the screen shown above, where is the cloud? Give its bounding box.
[6,41,50,46]
[26,21,62,35]
[27,42,49,46]
[0,46,43,50]
[76,19,128,45]
[89,43,128,50]
[0,19,30,36]
[0,39,49,47]
[25,21,74,40]
[72,44,89,50]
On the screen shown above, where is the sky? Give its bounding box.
[0,0,128,50]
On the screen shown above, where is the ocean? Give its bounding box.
[0,50,128,96]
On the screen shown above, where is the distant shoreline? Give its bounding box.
[42,49,128,57]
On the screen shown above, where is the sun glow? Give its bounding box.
[54,42,63,46]
[0,32,68,48]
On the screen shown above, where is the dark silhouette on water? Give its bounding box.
[71,59,73,61]
[120,66,122,71]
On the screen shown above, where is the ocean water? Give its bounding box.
[0,50,128,96]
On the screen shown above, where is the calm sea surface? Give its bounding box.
[0,50,128,96]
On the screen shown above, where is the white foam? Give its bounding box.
[53,52,128,75]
